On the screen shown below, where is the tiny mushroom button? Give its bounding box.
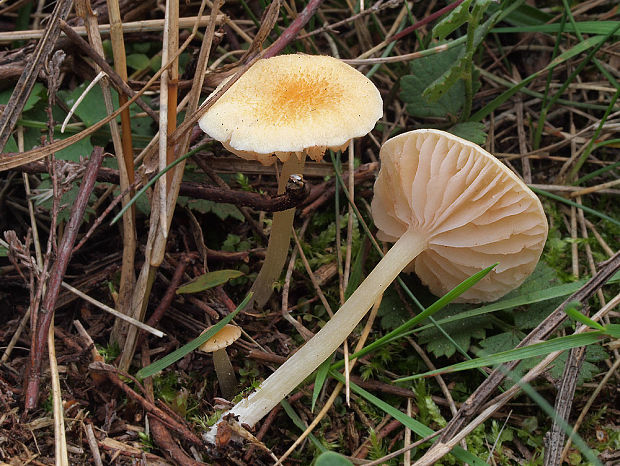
[199,324,242,400]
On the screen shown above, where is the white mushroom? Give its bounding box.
[198,54,383,307]
[204,129,548,441]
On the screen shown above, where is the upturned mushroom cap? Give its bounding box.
[198,324,242,353]
[371,129,548,302]
[198,54,383,165]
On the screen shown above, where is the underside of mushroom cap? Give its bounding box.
[198,54,383,165]
[371,129,548,302]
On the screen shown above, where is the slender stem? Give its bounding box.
[251,156,306,308]
[208,229,427,434]
[213,349,238,400]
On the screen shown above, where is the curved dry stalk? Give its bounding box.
[251,155,306,308]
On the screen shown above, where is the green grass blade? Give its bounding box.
[568,88,620,181]
[574,159,620,186]
[329,371,488,466]
[396,331,605,382]
[492,21,620,36]
[563,302,605,331]
[136,292,253,379]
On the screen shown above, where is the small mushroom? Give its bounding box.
[199,324,242,400]
[204,129,548,437]
[199,54,383,307]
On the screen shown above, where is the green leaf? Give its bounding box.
[178,197,244,221]
[500,2,551,26]
[377,288,410,330]
[418,303,494,358]
[59,82,119,127]
[0,245,7,257]
[126,53,151,71]
[398,331,606,381]
[55,131,95,162]
[176,269,244,294]
[315,452,354,466]
[432,0,473,40]
[0,82,45,112]
[448,121,487,144]
[136,292,253,379]
[400,43,466,118]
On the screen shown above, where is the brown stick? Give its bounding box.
[24,147,105,410]
[263,0,325,58]
[18,160,311,212]
[389,0,466,44]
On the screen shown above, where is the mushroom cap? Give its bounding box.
[198,54,383,165]
[371,129,548,303]
[198,324,242,353]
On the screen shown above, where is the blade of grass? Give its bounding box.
[396,330,605,381]
[476,67,620,112]
[563,303,605,331]
[492,21,620,36]
[503,365,603,465]
[574,159,620,186]
[136,292,253,379]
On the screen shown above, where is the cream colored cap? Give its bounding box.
[371,129,548,303]
[198,324,242,352]
[198,54,383,165]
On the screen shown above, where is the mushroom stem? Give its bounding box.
[212,349,238,400]
[251,155,306,308]
[205,228,427,440]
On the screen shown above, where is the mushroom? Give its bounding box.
[199,54,383,307]
[198,324,242,400]
[203,129,548,440]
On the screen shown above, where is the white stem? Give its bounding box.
[205,229,427,442]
